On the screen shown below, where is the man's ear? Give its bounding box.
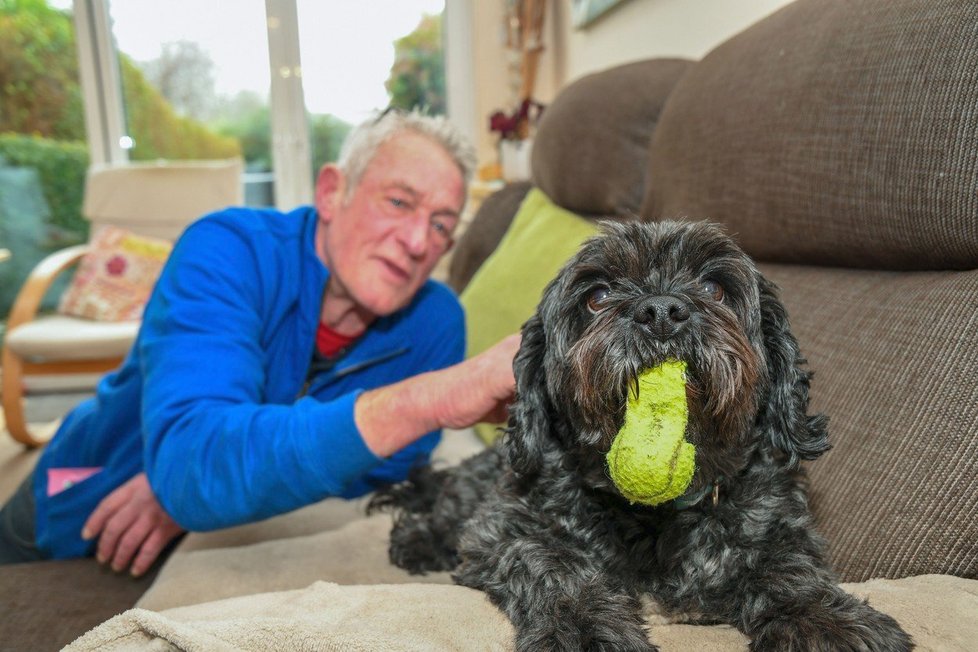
[314,164,344,223]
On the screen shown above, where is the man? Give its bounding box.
[0,110,519,576]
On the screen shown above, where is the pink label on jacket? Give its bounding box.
[47,467,103,497]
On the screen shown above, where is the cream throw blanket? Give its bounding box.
[65,431,978,651]
[64,575,978,651]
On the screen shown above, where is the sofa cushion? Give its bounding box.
[58,226,172,322]
[460,188,600,359]
[448,181,532,293]
[70,567,978,651]
[533,58,692,217]
[0,558,160,651]
[5,314,139,361]
[136,428,485,611]
[100,432,975,650]
[763,263,978,582]
[459,188,599,442]
[643,0,978,270]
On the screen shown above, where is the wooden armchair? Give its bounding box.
[1,159,243,447]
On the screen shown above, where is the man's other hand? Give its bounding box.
[81,472,184,577]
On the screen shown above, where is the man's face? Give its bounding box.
[315,131,465,318]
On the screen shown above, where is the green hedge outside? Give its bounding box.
[0,133,89,322]
[0,132,89,243]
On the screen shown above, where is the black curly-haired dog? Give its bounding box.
[370,221,912,651]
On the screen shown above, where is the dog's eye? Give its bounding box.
[586,286,611,313]
[701,279,724,301]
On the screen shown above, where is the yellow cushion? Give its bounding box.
[460,188,599,442]
[58,226,172,322]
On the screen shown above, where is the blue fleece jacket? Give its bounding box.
[32,205,465,559]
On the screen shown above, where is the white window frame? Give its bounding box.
[72,0,128,165]
[444,0,477,154]
[264,0,314,209]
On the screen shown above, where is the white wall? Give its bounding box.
[466,0,795,166]
[465,0,564,170]
[554,0,794,85]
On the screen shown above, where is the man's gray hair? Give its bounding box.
[337,109,477,202]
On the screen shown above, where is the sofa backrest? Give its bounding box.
[642,0,978,271]
[448,59,691,292]
[451,0,977,583]
[448,59,696,442]
[639,0,978,583]
[531,58,692,218]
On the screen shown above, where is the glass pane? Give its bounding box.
[107,0,274,206]
[296,0,445,182]
[0,0,89,326]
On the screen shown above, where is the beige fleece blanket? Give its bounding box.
[64,575,978,651]
[65,431,978,650]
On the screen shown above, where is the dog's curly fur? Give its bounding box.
[370,221,913,651]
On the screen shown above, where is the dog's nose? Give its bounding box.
[633,296,690,337]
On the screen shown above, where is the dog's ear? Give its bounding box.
[756,276,830,466]
[505,313,553,477]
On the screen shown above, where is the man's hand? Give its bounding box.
[435,333,520,428]
[355,334,521,457]
[81,472,184,577]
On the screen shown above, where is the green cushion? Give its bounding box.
[460,187,600,442]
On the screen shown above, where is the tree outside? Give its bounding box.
[0,0,85,140]
[1,0,445,321]
[0,0,240,233]
[309,113,351,178]
[0,0,241,319]
[1,0,93,320]
[140,40,218,122]
[386,13,445,115]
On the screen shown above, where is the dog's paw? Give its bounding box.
[387,513,459,574]
[368,466,448,515]
[389,539,458,574]
[514,613,658,652]
[749,604,913,652]
[516,627,659,652]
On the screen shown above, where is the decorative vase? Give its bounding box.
[499,138,533,182]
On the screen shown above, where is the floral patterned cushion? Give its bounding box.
[57,226,172,322]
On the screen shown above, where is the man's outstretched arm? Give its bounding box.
[84,334,520,576]
[355,334,520,457]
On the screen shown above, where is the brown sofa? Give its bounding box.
[454,0,978,588]
[5,0,976,649]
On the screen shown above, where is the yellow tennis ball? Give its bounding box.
[606,360,695,506]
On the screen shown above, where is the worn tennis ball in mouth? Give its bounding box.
[606,360,695,506]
